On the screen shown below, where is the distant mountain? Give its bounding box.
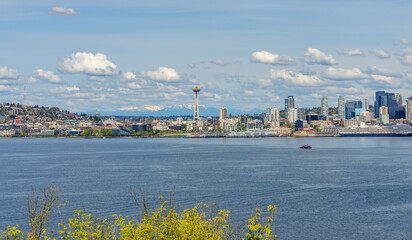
[92,106,264,117]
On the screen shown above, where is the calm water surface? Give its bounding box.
[0,137,412,239]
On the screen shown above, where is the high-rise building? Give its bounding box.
[321,96,328,117]
[362,99,369,109]
[287,108,298,123]
[345,100,363,119]
[264,107,280,128]
[407,97,412,123]
[379,106,388,115]
[285,96,294,110]
[374,91,404,119]
[219,107,227,128]
[379,106,389,124]
[338,96,345,119]
[297,108,305,121]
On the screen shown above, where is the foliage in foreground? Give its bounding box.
[1,186,277,240]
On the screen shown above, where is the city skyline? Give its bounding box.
[1,1,412,113]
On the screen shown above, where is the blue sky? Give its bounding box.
[1,0,412,113]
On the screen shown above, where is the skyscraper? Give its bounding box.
[265,107,280,128]
[321,96,328,117]
[345,100,362,119]
[338,96,345,119]
[362,99,369,109]
[374,91,404,119]
[285,96,294,110]
[287,108,298,123]
[297,108,305,121]
[219,107,227,128]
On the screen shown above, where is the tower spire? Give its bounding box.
[193,87,200,121]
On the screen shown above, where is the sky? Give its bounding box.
[1,0,412,114]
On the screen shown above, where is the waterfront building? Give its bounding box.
[297,108,305,121]
[221,118,239,132]
[287,108,298,123]
[177,117,183,125]
[379,106,389,124]
[379,106,388,115]
[355,108,367,116]
[285,96,294,110]
[362,99,369,109]
[265,107,280,128]
[338,96,345,120]
[374,91,404,119]
[219,107,227,128]
[345,100,362,119]
[321,96,328,117]
[407,97,412,123]
[344,119,358,127]
[359,111,373,123]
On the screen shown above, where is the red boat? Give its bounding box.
[300,145,312,149]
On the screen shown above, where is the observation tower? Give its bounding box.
[193,87,200,121]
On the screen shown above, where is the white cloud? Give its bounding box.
[121,72,136,81]
[33,69,62,83]
[365,66,401,77]
[257,78,272,87]
[322,67,368,80]
[142,67,180,82]
[88,76,109,82]
[50,85,80,94]
[145,105,164,111]
[27,77,38,84]
[370,74,393,83]
[400,38,411,45]
[0,66,19,80]
[270,69,324,86]
[59,52,119,76]
[127,82,142,89]
[188,63,196,69]
[337,49,364,56]
[397,49,412,65]
[304,48,337,65]
[0,85,16,92]
[369,49,390,59]
[322,86,360,94]
[51,7,78,16]
[211,59,226,66]
[266,93,280,101]
[244,90,254,96]
[251,51,295,65]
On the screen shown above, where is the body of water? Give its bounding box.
[0,137,411,239]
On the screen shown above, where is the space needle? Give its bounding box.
[193,87,200,121]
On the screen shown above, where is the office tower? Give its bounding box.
[407,97,412,123]
[285,96,294,110]
[321,96,328,117]
[374,91,404,119]
[345,100,363,119]
[338,96,345,119]
[265,107,280,128]
[287,108,298,123]
[297,108,305,121]
[374,91,387,118]
[362,99,369,109]
[193,87,200,121]
[219,107,227,128]
[379,106,389,124]
[219,108,227,121]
